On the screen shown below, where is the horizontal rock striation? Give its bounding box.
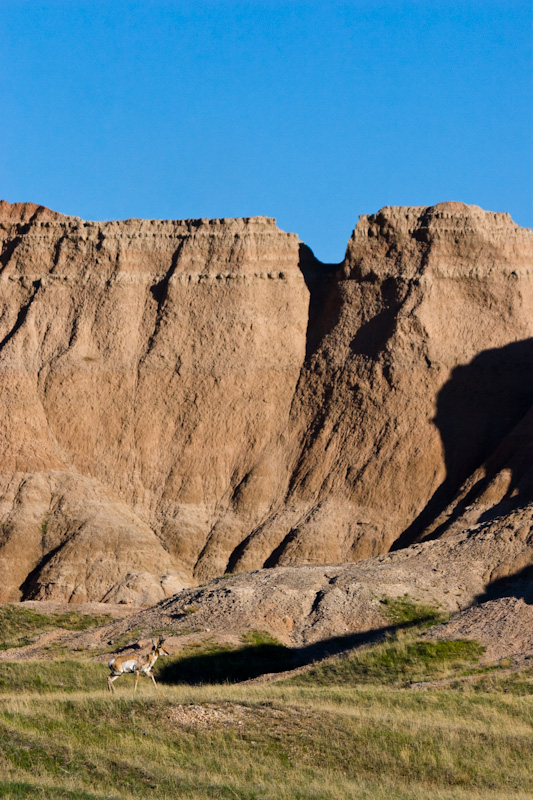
[226,203,533,572]
[46,507,533,657]
[0,200,532,604]
[0,202,308,602]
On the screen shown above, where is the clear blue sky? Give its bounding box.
[2,1,531,262]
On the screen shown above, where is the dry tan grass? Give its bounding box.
[0,678,531,799]
[0,618,531,800]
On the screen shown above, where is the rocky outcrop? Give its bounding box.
[40,505,533,658]
[0,202,308,601]
[0,200,532,603]
[225,203,533,572]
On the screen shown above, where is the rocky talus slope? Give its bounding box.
[8,508,531,664]
[0,200,532,605]
[85,506,533,652]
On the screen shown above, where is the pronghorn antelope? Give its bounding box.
[107,637,169,692]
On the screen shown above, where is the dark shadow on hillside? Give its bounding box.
[224,246,342,575]
[475,564,533,606]
[392,338,533,551]
[157,614,439,685]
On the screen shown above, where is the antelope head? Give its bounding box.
[152,637,169,656]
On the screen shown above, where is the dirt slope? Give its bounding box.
[13,503,525,664]
[0,200,532,603]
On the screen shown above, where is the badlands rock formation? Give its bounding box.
[19,506,532,664]
[0,200,532,605]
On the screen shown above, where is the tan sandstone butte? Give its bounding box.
[0,200,532,605]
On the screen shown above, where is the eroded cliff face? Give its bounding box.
[0,200,532,604]
[0,202,308,603]
[227,203,533,573]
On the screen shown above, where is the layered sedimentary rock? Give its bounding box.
[31,506,533,657]
[226,203,533,572]
[0,200,532,603]
[0,202,308,602]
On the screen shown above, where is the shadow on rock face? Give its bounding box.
[297,242,343,360]
[436,339,533,488]
[476,564,533,606]
[392,338,533,551]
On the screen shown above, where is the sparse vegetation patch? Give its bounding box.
[0,606,112,651]
[289,631,484,687]
[379,594,447,626]
[106,627,143,653]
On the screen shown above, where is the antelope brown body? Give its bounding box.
[107,637,169,692]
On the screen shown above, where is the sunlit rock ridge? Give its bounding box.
[0,199,532,605]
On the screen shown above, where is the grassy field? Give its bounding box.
[0,606,532,799]
[0,606,112,651]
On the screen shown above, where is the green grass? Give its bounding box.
[241,629,284,647]
[0,661,108,694]
[0,605,531,799]
[451,669,533,696]
[289,632,485,687]
[379,594,447,626]
[0,606,112,651]
[0,682,531,799]
[0,782,110,799]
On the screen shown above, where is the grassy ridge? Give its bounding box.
[0,606,112,651]
[0,601,531,799]
[0,684,531,799]
[288,633,485,686]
